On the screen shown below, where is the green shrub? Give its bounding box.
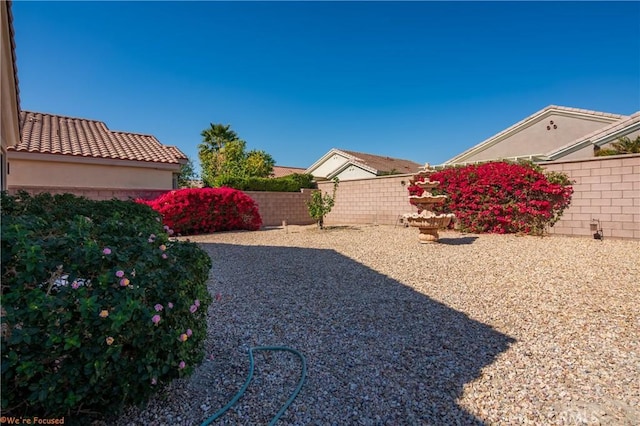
[212,173,315,192]
[1,192,212,422]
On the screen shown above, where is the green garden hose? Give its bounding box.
[200,346,307,426]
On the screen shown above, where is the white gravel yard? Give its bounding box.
[113,225,640,425]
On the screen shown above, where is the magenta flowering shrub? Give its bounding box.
[1,192,212,421]
[408,162,573,235]
[137,187,262,236]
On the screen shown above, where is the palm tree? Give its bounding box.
[595,136,640,157]
[199,123,239,154]
[198,124,241,186]
[609,136,640,154]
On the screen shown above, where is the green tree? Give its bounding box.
[198,123,241,186]
[245,150,276,177]
[198,123,275,186]
[595,136,640,156]
[306,178,339,229]
[177,157,198,188]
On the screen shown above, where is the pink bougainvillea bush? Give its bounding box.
[408,162,573,235]
[138,187,262,235]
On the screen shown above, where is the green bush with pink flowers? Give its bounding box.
[1,192,212,422]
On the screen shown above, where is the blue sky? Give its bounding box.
[12,1,640,174]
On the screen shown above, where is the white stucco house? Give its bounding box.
[306,148,422,181]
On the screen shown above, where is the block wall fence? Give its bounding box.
[542,154,639,240]
[9,154,638,239]
[318,154,640,240]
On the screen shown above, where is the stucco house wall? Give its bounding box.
[1,1,20,191]
[8,156,175,190]
[461,113,619,163]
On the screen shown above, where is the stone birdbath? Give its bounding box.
[403,164,455,243]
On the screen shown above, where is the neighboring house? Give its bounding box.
[444,105,638,165]
[271,165,307,178]
[1,0,20,191]
[306,148,422,181]
[7,111,187,199]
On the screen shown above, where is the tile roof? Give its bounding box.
[271,166,307,178]
[11,111,186,164]
[338,149,422,174]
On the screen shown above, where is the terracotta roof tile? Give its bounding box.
[11,111,186,164]
[271,166,307,178]
[338,149,422,174]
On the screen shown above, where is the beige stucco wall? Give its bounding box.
[462,113,617,163]
[8,157,176,190]
[1,1,20,190]
[335,164,376,181]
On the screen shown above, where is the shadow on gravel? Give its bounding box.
[198,243,514,425]
[437,235,479,245]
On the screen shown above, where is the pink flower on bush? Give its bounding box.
[159,244,167,251]
[71,281,80,290]
[151,377,157,385]
[178,361,186,370]
[115,270,125,278]
[194,299,201,307]
[179,333,188,342]
[152,314,161,325]
[102,247,112,255]
[168,302,174,309]
[162,253,168,259]
[120,278,130,287]
[189,304,198,313]
[186,328,193,337]
[99,310,109,318]
[154,304,163,312]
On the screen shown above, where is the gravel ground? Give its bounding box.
[113,225,640,425]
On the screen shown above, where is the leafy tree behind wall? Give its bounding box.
[177,157,198,188]
[198,123,275,187]
[595,135,640,156]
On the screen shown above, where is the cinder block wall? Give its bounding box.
[542,154,640,239]
[317,174,417,226]
[246,189,316,226]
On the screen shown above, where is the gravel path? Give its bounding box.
[113,225,640,425]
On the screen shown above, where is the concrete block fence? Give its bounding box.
[8,154,639,239]
[542,154,640,240]
[317,174,418,227]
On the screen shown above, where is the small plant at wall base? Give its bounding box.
[409,162,573,235]
[1,192,212,422]
[306,178,339,229]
